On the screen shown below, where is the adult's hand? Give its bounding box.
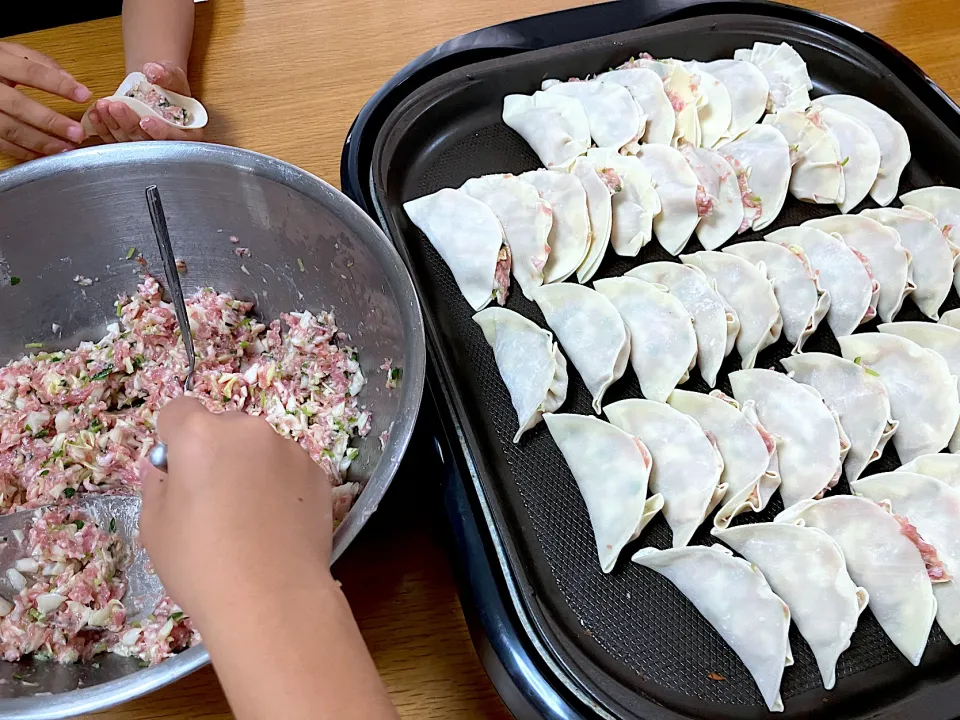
[0,42,90,161]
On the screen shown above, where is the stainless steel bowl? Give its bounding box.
[0,143,425,717]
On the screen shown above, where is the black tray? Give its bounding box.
[370,9,960,720]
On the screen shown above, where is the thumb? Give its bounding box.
[142,62,191,97]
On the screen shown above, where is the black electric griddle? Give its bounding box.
[342,2,960,718]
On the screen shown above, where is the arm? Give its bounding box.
[140,398,397,720]
[122,0,195,79]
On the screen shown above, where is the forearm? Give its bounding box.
[122,0,195,75]
[197,567,398,720]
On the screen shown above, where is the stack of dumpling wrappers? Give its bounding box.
[402,40,960,713]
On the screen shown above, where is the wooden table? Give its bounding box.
[3,1,960,717]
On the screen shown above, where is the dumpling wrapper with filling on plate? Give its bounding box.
[502,91,591,170]
[597,67,676,145]
[606,399,726,548]
[473,308,568,443]
[621,58,702,147]
[585,148,660,256]
[632,545,792,713]
[403,188,510,311]
[688,68,733,149]
[519,170,590,284]
[543,413,663,573]
[681,251,781,370]
[838,333,960,463]
[730,369,847,509]
[679,144,744,250]
[569,157,616,283]
[734,41,812,113]
[542,78,645,152]
[810,105,881,214]
[713,522,868,691]
[781,352,896,483]
[693,59,769,139]
[668,389,780,529]
[532,283,630,414]
[900,185,960,247]
[762,109,845,205]
[720,125,792,231]
[776,495,937,667]
[634,144,702,255]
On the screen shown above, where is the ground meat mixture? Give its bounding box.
[125,82,189,126]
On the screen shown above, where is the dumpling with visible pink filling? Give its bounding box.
[679,144,744,249]
[763,109,845,205]
[720,125,791,231]
[634,144,702,254]
[596,67,675,145]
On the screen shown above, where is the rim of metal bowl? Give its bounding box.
[0,142,426,719]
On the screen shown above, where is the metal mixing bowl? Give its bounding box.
[0,143,425,717]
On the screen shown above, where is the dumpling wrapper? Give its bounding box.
[762,109,844,204]
[781,352,896,482]
[680,145,744,249]
[853,471,960,644]
[901,453,960,489]
[900,186,960,248]
[631,545,792,712]
[627,60,702,146]
[724,241,829,353]
[713,522,868,690]
[627,262,738,388]
[542,78,644,152]
[502,91,590,170]
[694,59,769,139]
[730,369,845,509]
[734,41,812,112]
[812,106,881,213]
[681,251,782,370]
[767,225,876,337]
[815,95,910,206]
[879,321,960,452]
[694,69,733,149]
[461,175,552,300]
[597,68,676,145]
[607,399,725,548]
[634,145,702,254]
[403,188,509,311]
[594,278,696,403]
[668,389,780,529]
[544,413,662,573]
[720,125,791,231]
[585,148,660,256]
[776,495,937,666]
[519,170,590,284]
[81,72,208,134]
[570,157,614,283]
[474,308,567,442]
[838,333,960,463]
[803,214,913,323]
[532,283,630,414]
[862,206,958,320]
[942,308,960,330]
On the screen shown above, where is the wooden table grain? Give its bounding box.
[3,1,959,717]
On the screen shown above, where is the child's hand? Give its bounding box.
[86,61,204,144]
[139,396,336,627]
[0,42,90,161]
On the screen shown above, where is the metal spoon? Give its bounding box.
[145,185,194,472]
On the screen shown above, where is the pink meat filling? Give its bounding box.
[895,514,951,583]
[723,155,761,232]
[125,83,189,126]
[695,185,714,218]
[494,245,512,306]
[598,168,623,194]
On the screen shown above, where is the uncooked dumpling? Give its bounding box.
[900,453,960,489]
[542,78,644,152]
[474,308,568,442]
[767,225,876,337]
[532,283,630,414]
[668,389,779,529]
[460,174,552,300]
[803,214,913,323]
[403,188,510,310]
[720,125,791,231]
[781,352,896,482]
[838,333,960,463]
[730,369,845,509]
[811,105,881,213]
[597,67,675,145]
[594,277,696,403]
[682,251,781,370]
[680,144,744,249]
[862,206,958,320]
[621,58,702,146]
[852,471,959,644]
[585,148,660,256]
[776,496,937,666]
[900,186,960,246]
[607,399,725,548]
[693,69,733,149]
[734,41,812,112]
[570,157,615,283]
[634,144,702,254]
[544,413,662,573]
[713,522,868,690]
[519,170,590,284]
[631,545,791,712]
[628,262,737,387]
[815,94,910,206]
[502,91,590,169]
[694,59,769,139]
[763,109,845,204]
[724,241,829,354]
[942,308,960,330]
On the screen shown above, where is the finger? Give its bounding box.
[139,117,203,142]
[143,62,191,96]
[0,137,40,162]
[98,100,130,143]
[86,109,116,144]
[0,52,90,102]
[138,459,167,548]
[0,43,64,72]
[109,102,150,142]
[0,113,75,155]
[0,84,85,143]
[156,396,209,444]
